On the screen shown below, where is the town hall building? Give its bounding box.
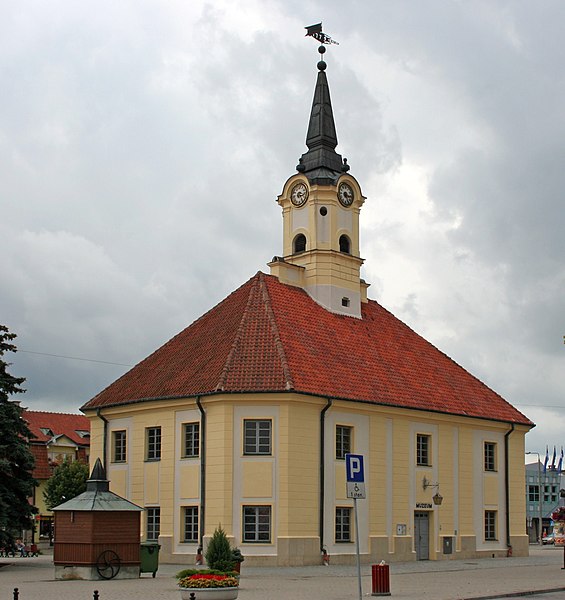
[81,42,533,566]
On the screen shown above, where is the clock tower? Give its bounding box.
[269,44,369,318]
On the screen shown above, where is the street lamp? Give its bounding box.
[526,451,543,545]
[422,476,444,506]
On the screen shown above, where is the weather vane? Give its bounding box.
[304,23,339,45]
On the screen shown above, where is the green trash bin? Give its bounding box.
[140,541,160,577]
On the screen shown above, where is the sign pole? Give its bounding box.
[346,454,365,600]
[354,496,362,600]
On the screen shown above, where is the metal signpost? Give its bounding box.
[346,454,365,600]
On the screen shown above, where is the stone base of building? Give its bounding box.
[54,564,140,580]
[157,533,530,567]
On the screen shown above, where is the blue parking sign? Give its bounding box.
[345,454,364,483]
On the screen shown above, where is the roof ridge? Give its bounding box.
[257,273,294,391]
[215,272,294,392]
[25,410,87,416]
[215,273,263,392]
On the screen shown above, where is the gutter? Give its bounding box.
[319,398,333,553]
[96,408,109,470]
[196,397,206,551]
[504,423,515,552]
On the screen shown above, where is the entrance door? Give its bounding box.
[414,512,430,560]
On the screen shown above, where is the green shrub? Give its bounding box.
[205,525,234,572]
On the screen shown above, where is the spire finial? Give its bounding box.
[296,23,348,183]
[305,23,338,70]
[304,23,339,46]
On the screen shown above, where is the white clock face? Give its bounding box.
[338,182,354,207]
[290,182,308,207]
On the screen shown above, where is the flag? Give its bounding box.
[543,446,549,472]
[558,447,564,473]
[551,446,557,470]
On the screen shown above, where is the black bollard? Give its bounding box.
[93,590,100,600]
[13,588,19,600]
[190,593,196,600]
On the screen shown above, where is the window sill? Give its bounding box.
[241,541,272,545]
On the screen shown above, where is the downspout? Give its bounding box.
[320,398,333,555]
[96,408,109,471]
[196,397,206,552]
[504,423,515,554]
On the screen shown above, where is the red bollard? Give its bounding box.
[371,563,391,596]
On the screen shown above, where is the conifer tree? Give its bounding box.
[205,525,234,572]
[0,325,37,546]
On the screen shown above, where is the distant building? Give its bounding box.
[525,461,562,542]
[25,410,90,541]
[81,46,533,565]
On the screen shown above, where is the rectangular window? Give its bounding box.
[528,485,539,502]
[182,506,199,543]
[243,420,272,455]
[335,507,352,542]
[336,425,352,460]
[485,510,497,541]
[112,430,126,463]
[146,507,160,541]
[484,442,497,471]
[183,422,200,458]
[242,506,271,543]
[416,434,431,466]
[146,427,162,461]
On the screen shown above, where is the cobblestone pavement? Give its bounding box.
[1,545,565,600]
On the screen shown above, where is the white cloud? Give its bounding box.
[1,0,563,456]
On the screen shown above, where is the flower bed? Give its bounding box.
[178,574,239,589]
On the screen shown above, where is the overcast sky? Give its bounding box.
[2,1,563,460]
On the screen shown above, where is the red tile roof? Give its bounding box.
[25,411,91,447]
[81,272,532,426]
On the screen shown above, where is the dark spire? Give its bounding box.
[296,44,350,184]
[86,457,110,492]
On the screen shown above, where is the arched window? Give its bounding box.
[293,234,307,254]
[339,235,351,254]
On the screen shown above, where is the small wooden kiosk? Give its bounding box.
[53,458,143,580]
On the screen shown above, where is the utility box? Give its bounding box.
[140,541,160,577]
[443,536,453,555]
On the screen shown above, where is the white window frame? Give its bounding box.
[243,420,272,455]
[182,506,199,543]
[183,422,200,458]
[146,426,162,461]
[335,507,352,543]
[242,505,271,543]
[146,507,160,541]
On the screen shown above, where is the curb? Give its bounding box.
[463,587,565,599]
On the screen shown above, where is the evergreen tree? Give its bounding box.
[0,325,37,547]
[205,525,234,572]
[44,458,89,510]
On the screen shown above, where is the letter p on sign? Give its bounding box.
[345,454,364,483]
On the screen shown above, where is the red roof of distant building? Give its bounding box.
[25,411,91,447]
[81,272,532,426]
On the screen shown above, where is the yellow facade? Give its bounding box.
[85,393,529,565]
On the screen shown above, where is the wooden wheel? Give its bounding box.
[96,550,121,579]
